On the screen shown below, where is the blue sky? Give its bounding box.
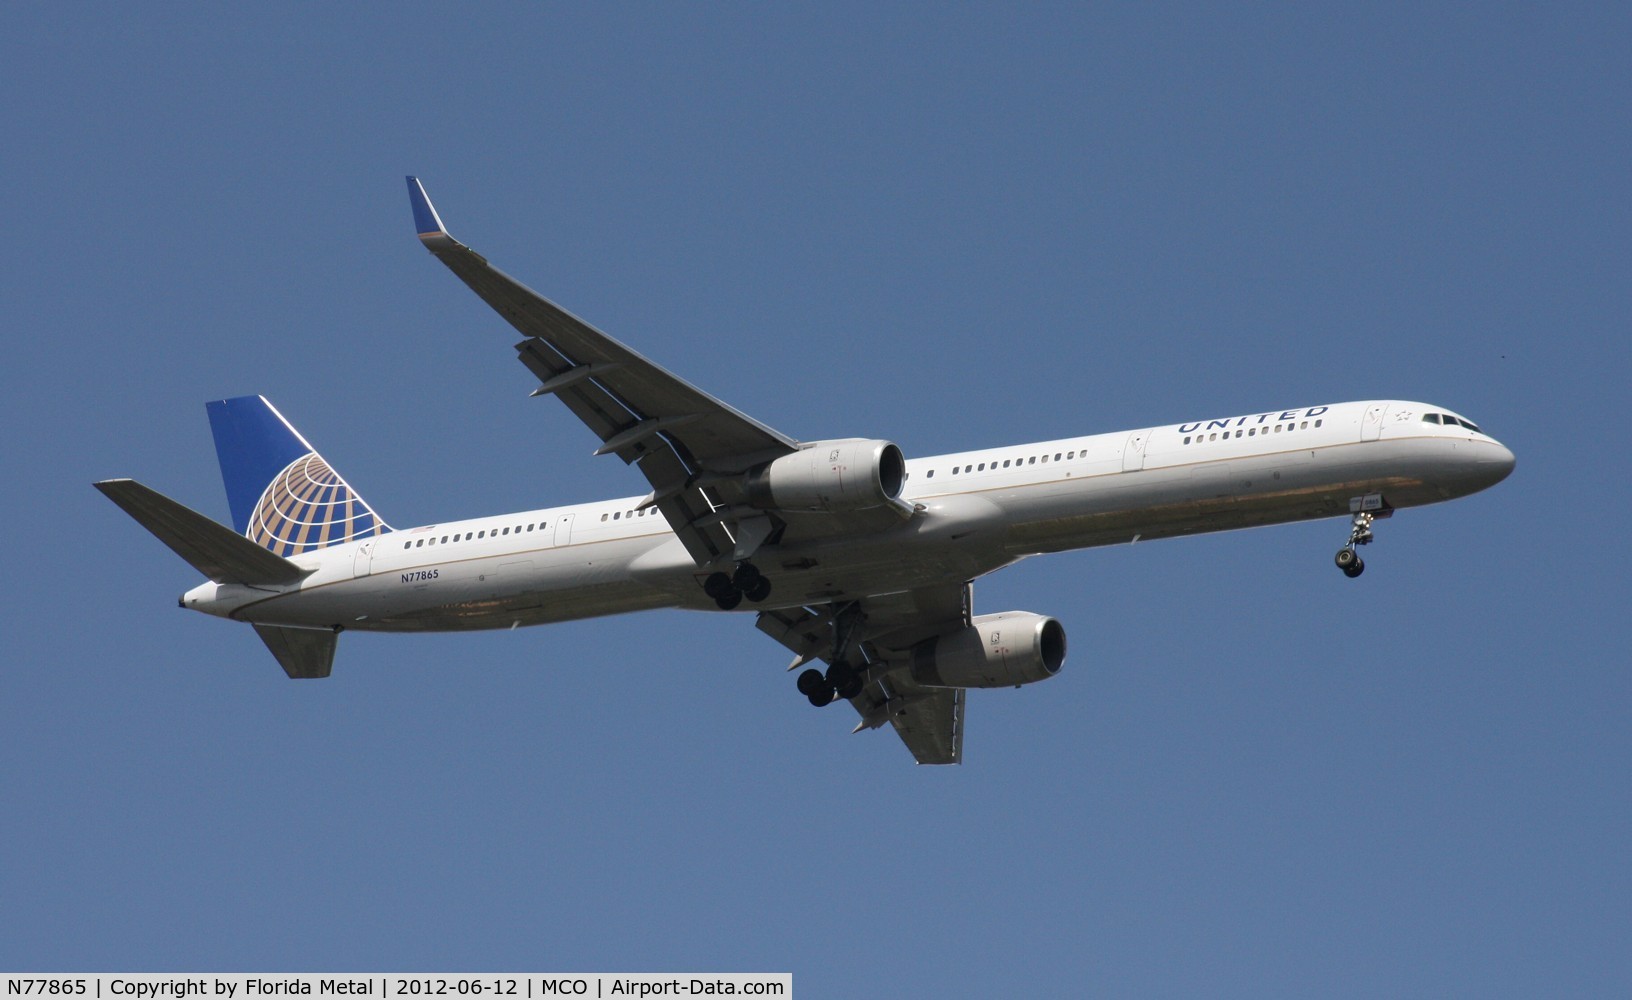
[3,3,1628,995]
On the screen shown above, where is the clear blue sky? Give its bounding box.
[4,4,1628,995]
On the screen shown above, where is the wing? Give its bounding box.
[757,582,973,765]
[407,177,808,566]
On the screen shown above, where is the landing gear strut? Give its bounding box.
[1334,510,1374,578]
[702,562,772,609]
[794,601,868,707]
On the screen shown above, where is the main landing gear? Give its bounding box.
[702,562,772,610]
[1334,510,1374,578]
[797,662,863,707]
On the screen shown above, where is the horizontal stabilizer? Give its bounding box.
[94,479,310,586]
[252,623,337,679]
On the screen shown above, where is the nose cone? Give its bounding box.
[1457,438,1516,496]
[1485,440,1517,485]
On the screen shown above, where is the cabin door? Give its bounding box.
[1361,403,1390,442]
[1121,432,1148,472]
[352,541,373,578]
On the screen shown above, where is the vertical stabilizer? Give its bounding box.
[206,396,390,556]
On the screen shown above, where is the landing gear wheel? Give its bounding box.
[703,572,734,599]
[1342,557,1365,578]
[826,663,863,700]
[796,668,827,697]
[743,576,772,603]
[714,589,743,611]
[807,686,835,708]
[1335,548,1359,570]
[732,563,764,592]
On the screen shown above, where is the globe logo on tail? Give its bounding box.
[248,452,388,556]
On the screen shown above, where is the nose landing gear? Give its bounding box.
[1334,494,1392,578]
[1335,510,1374,578]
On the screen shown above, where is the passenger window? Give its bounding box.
[1002,460,1011,468]
[1299,421,1307,429]
[441,536,448,543]
[465,532,473,540]
[1248,428,1256,436]
[601,514,608,522]
[1054,453,1062,461]
[613,512,620,520]
[1029,456,1036,464]
[1041,455,1048,463]
[965,465,972,473]
[978,463,985,471]
[1315,420,1322,428]
[1184,436,1191,444]
[415,539,424,548]
[926,469,935,478]
[403,541,411,550]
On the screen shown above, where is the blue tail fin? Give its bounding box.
[205,396,391,556]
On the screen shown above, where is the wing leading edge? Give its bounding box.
[406,176,801,567]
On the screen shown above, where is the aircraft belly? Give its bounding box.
[235,535,681,632]
[364,535,680,631]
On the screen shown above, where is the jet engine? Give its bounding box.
[744,438,906,513]
[909,612,1066,689]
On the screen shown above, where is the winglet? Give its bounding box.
[406,175,448,238]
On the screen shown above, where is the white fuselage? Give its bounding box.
[183,400,1514,632]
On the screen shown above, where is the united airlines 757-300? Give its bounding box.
[96,177,1516,764]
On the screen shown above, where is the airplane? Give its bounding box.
[94,176,1516,764]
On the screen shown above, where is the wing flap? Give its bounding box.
[757,583,973,764]
[883,683,964,766]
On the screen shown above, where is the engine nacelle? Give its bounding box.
[744,438,906,513]
[909,612,1067,689]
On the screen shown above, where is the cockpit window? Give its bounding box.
[1426,411,1484,433]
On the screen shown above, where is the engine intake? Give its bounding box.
[744,438,906,513]
[909,612,1067,689]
